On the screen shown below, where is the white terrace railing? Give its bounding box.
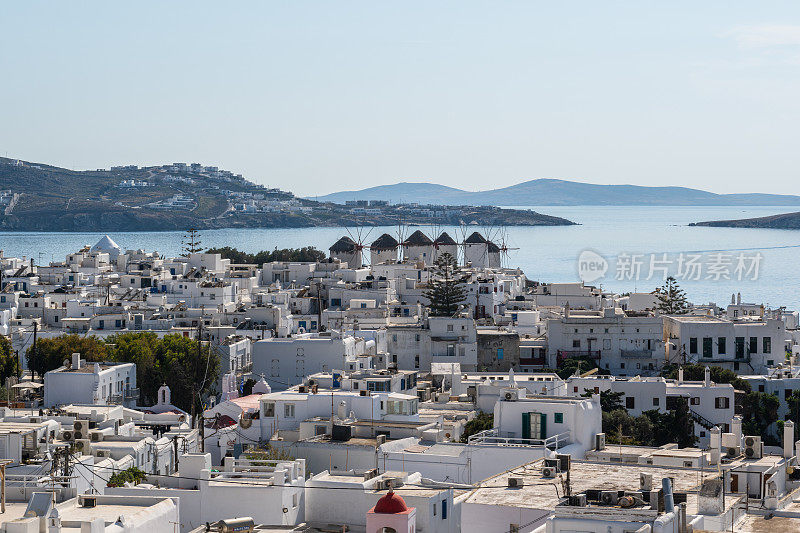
[467,429,571,449]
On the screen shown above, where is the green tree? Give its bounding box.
[663,364,750,392]
[206,246,326,264]
[0,336,21,384]
[26,335,108,378]
[460,412,494,443]
[106,332,220,414]
[654,276,689,315]
[423,252,467,317]
[556,356,607,380]
[741,391,780,442]
[107,466,147,487]
[582,389,624,412]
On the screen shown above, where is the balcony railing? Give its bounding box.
[468,428,571,450]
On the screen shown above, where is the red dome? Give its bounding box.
[373,490,408,513]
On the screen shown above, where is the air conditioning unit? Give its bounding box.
[29,417,41,424]
[600,491,619,506]
[569,494,587,507]
[503,390,519,401]
[595,432,606,451]
[640,473,653,491]
[89,431,104,442]
[726,446,741,458]
[744,436,763,459]
[73,420,88,433]
[541,466,556,478]
[376,434,387,446]
[298,386,307,393]
[74,439,91,453]
[61,430,74,441]
[73,430,85,441]
[360,390,370,397]
[308,379,316,386]
[95,449,111,458]
[508,477,524,488]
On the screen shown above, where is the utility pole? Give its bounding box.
[31,321,38,382]
[192,321,202,424]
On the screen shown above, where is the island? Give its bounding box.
[690,211,800,230]
[0,157,575,231]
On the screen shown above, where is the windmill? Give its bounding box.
[330,222,373,268]
[495,227,520,269]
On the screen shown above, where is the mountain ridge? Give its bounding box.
[312,178,800,206]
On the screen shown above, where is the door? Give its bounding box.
[731,474,738,493]
[521,412,547,440]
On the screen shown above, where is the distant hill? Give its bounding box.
[0,158,575,231]
[690,211,800,230]
[313,178,800,206]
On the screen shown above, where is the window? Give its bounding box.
[554,412,563,424]
[620,362,625,369]
[497,348,504,360]
[415,334,420,342]
[441,500,447,520]
[284,403,295,418]
[572,339,581,348]
[414,355,419,369]
[763,337,772,354]
[715,397,730,409]
[604,328,609,333]
[690,397,700,406]
[447,344,455,357]
[392,334,397,342]
[703,337,712,358]
[735,337,745,358]
[718,337,726,354]
[447,324,454,332]
[749,337,758,354]
[603,339,611,350]
[767,360,774,366]
[653,397,659,406]
[689,338,698,354]
[626,397,635,409]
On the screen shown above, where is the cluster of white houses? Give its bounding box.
[1,235,800,532]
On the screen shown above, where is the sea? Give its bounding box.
[1,205,799,310]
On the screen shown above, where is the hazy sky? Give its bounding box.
[2,2,800,197]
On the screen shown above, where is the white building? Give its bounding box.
[44,353,138,408]
[664,315,786,373]
[546,307,664,374]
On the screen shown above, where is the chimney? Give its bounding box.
[678,366,684,384]
[564,302,570,319]
[737,292,741,305]
[72,353,81,370]
[784,420,795,459]
[731,415,743,444]
[704,366,711,387]
[710,426,722,465]
[662,477,674,513]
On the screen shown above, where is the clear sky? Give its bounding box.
[2,2,800,197]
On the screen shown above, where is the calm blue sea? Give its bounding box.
[1,206,798,309]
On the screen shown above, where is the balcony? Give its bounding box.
[468,428,571,450]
